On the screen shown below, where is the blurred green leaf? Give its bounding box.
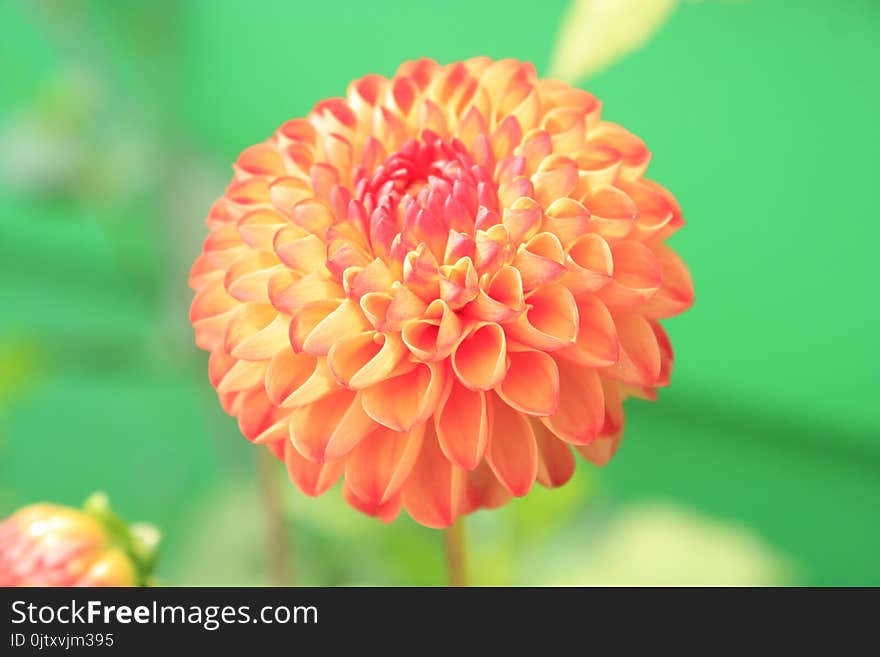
[549,0,678,82]
[535,500,795,586]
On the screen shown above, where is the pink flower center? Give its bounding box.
[352,131,503,272]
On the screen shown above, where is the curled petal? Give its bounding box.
[532,156,578,208]
[269,177,312,214]
[518,129,553,174]
[512,232,567,290]
[583,186,637,239]
[237,208,288,250]
[463,265,525,322]
[273,228,325,274]
[603,312,661,387]
[619,179,675,240]
[439,256,479,309]
[343,258,394,299]
[495,348,559,416]
[224,303,281,358]
[401,299,462,361]
[216,359,267,394]
[640,244,695,319]
[563,233,613,294]
[501,199,541,244]
[236,142,284,178]
[452,322,507,390]
[299,299,371,356]
[361,361,445,431]
[265,349,320,406]
[291,389,376,462]
[327,331,407,389]
[542,197,591,247]
[289,299,340,352]
[591,122,650,179]
[272,355,338,408]
[359,291,392,328]
[556,295,619,368]
[571,144,622,191]
[268,271,344,314]
[386,284,430,328]
[224,251,281,303]
[598,240,662,307]
[226,178,270,206]
[505,283,578,352]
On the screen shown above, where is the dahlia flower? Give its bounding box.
[189,58,693,529]
[0,494,159,586]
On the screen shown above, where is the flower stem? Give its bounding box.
[443,518,468,587]
[256,448,293,586]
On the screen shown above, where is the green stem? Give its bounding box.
[443,518,468,587]
[256,448,293,585]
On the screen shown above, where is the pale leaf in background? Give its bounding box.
[539,501,795,586]
[549,0,678,82]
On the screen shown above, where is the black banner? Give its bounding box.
[0,586,869,653]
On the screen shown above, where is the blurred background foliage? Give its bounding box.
[0,0,877,585]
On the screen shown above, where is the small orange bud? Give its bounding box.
[0,493,159,587]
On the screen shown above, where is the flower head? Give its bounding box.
[0,494,159,586]
[189,58,693,528]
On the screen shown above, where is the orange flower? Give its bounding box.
[189,58,693,528]
[0,494,159,586]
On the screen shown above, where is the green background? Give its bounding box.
[1,0,877,585]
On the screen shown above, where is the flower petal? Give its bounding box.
[603,312,661,386]
[598,240,662,307]
[402,424,468,529]
[640,244,695,319]
[556,295,619,368]
[534,422,575,488]
[563,233,613,294]
[327,331,407,389]
[272,355,338,408]
[452,322,508,390]
[582,186,637,239]
[228,308,290,361]
[541,359,604,445]
[342,483,403,523]
[495,348,559,416]
[290,389,376,462]
[236,387,277,441]
[486,394,538,496]
[435,375,489,470]
[575,432,621,467]
[283,440,344,497]
[361,361,445,431]
[300,299,371,356]
[463,461,512,513]
[345,424,425,506]
[505,283,578,351]
[542,197,591,246]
